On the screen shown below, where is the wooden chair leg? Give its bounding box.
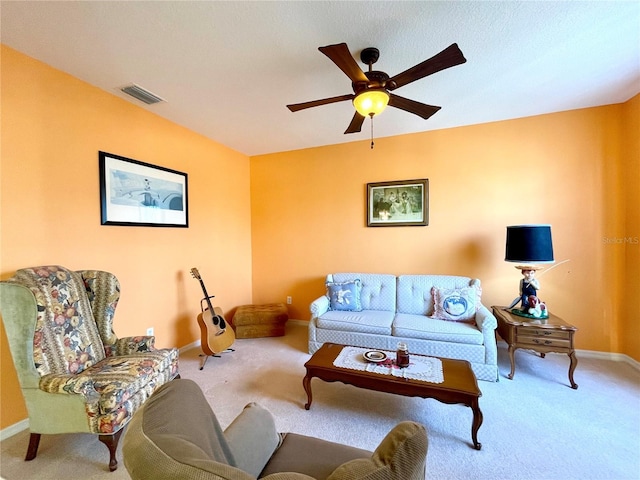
[25,432,41,461]
[99,429,123,472]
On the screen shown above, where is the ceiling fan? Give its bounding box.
[286,42,467,135]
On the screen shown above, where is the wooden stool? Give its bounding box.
[233,303,288,339]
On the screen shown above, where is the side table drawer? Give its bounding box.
[518,335,571,349]
[516,327,572,340]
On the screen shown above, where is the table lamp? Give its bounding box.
[505,224,554,318]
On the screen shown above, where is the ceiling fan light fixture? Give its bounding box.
[353,89,389,117]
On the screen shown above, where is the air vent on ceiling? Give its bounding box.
[120,83,166,105]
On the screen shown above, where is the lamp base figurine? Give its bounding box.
[508,265,549,319]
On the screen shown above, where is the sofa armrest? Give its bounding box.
[475,305,497,334]
[310,295,329,318]
[114,336,156,355]
[327,421,427,480]
[224,402,281,478]
[475,305,498,371]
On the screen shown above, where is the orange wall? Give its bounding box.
[620,94,640,356]
[251,99,639,359]
[0,46,253,429]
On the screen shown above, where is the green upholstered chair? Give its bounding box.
[0,265,180,472]
[123,378,428,480]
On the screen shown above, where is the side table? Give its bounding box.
[492,306,578,389]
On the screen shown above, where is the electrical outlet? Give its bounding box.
[286,296,292,305]
[146,327,154,336]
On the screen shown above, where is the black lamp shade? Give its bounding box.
[505,225,554,263]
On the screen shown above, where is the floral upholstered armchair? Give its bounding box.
[0,265,180,472]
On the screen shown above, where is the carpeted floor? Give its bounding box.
[1,321,639,479]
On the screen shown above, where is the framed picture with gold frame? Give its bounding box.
[366,179,428,227]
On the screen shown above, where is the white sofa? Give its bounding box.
[309,273,498,382]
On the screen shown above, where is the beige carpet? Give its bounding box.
[1,322,639,479]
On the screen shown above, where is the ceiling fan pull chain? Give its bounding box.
[370,115,375,149]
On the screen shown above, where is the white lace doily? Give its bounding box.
[333,346,444,384]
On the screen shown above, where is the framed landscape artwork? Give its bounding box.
[366,179,428,227]
[99,151,189,227]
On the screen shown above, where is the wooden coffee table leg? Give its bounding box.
[303,372,313,410]
[470,397,483,450]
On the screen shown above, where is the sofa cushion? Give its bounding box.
[329,273,396,312]
[326,280,362,312]
[397,275,478,316]
[393,313,484,345]
[430,286,479,323]
[260,433,371,479]
[224,402,282,478]
[37,348,178,435]
[317,310,394,336]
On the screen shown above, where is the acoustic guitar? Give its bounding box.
[190,268,235,358]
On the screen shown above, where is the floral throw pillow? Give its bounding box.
[326,280,363,312]
[430,286,479,323]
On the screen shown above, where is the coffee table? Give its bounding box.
[302,343,483,450]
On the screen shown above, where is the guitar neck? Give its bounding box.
[198,279,215,313]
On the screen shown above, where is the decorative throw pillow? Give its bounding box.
[430,286,479,322]
[326,280,362,312]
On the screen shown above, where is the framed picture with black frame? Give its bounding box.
[99,151,189,227]
[366,179,428,227]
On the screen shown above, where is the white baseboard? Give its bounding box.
[497,339,640,371]
[575,348,640,370]
[0,419,28,441]
[179,319,307,354]
[180,339,200,353]
[287,319,308,326]
[498,339,640,370]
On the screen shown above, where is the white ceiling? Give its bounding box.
[2,1,639,156]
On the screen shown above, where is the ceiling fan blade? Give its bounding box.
[319,43,369,84]
[344,112,366,134]
[388,94,441,120]
[387,43,466,91]
[287,94,354,112]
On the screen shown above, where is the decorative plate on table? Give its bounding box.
[363,350,387,363]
